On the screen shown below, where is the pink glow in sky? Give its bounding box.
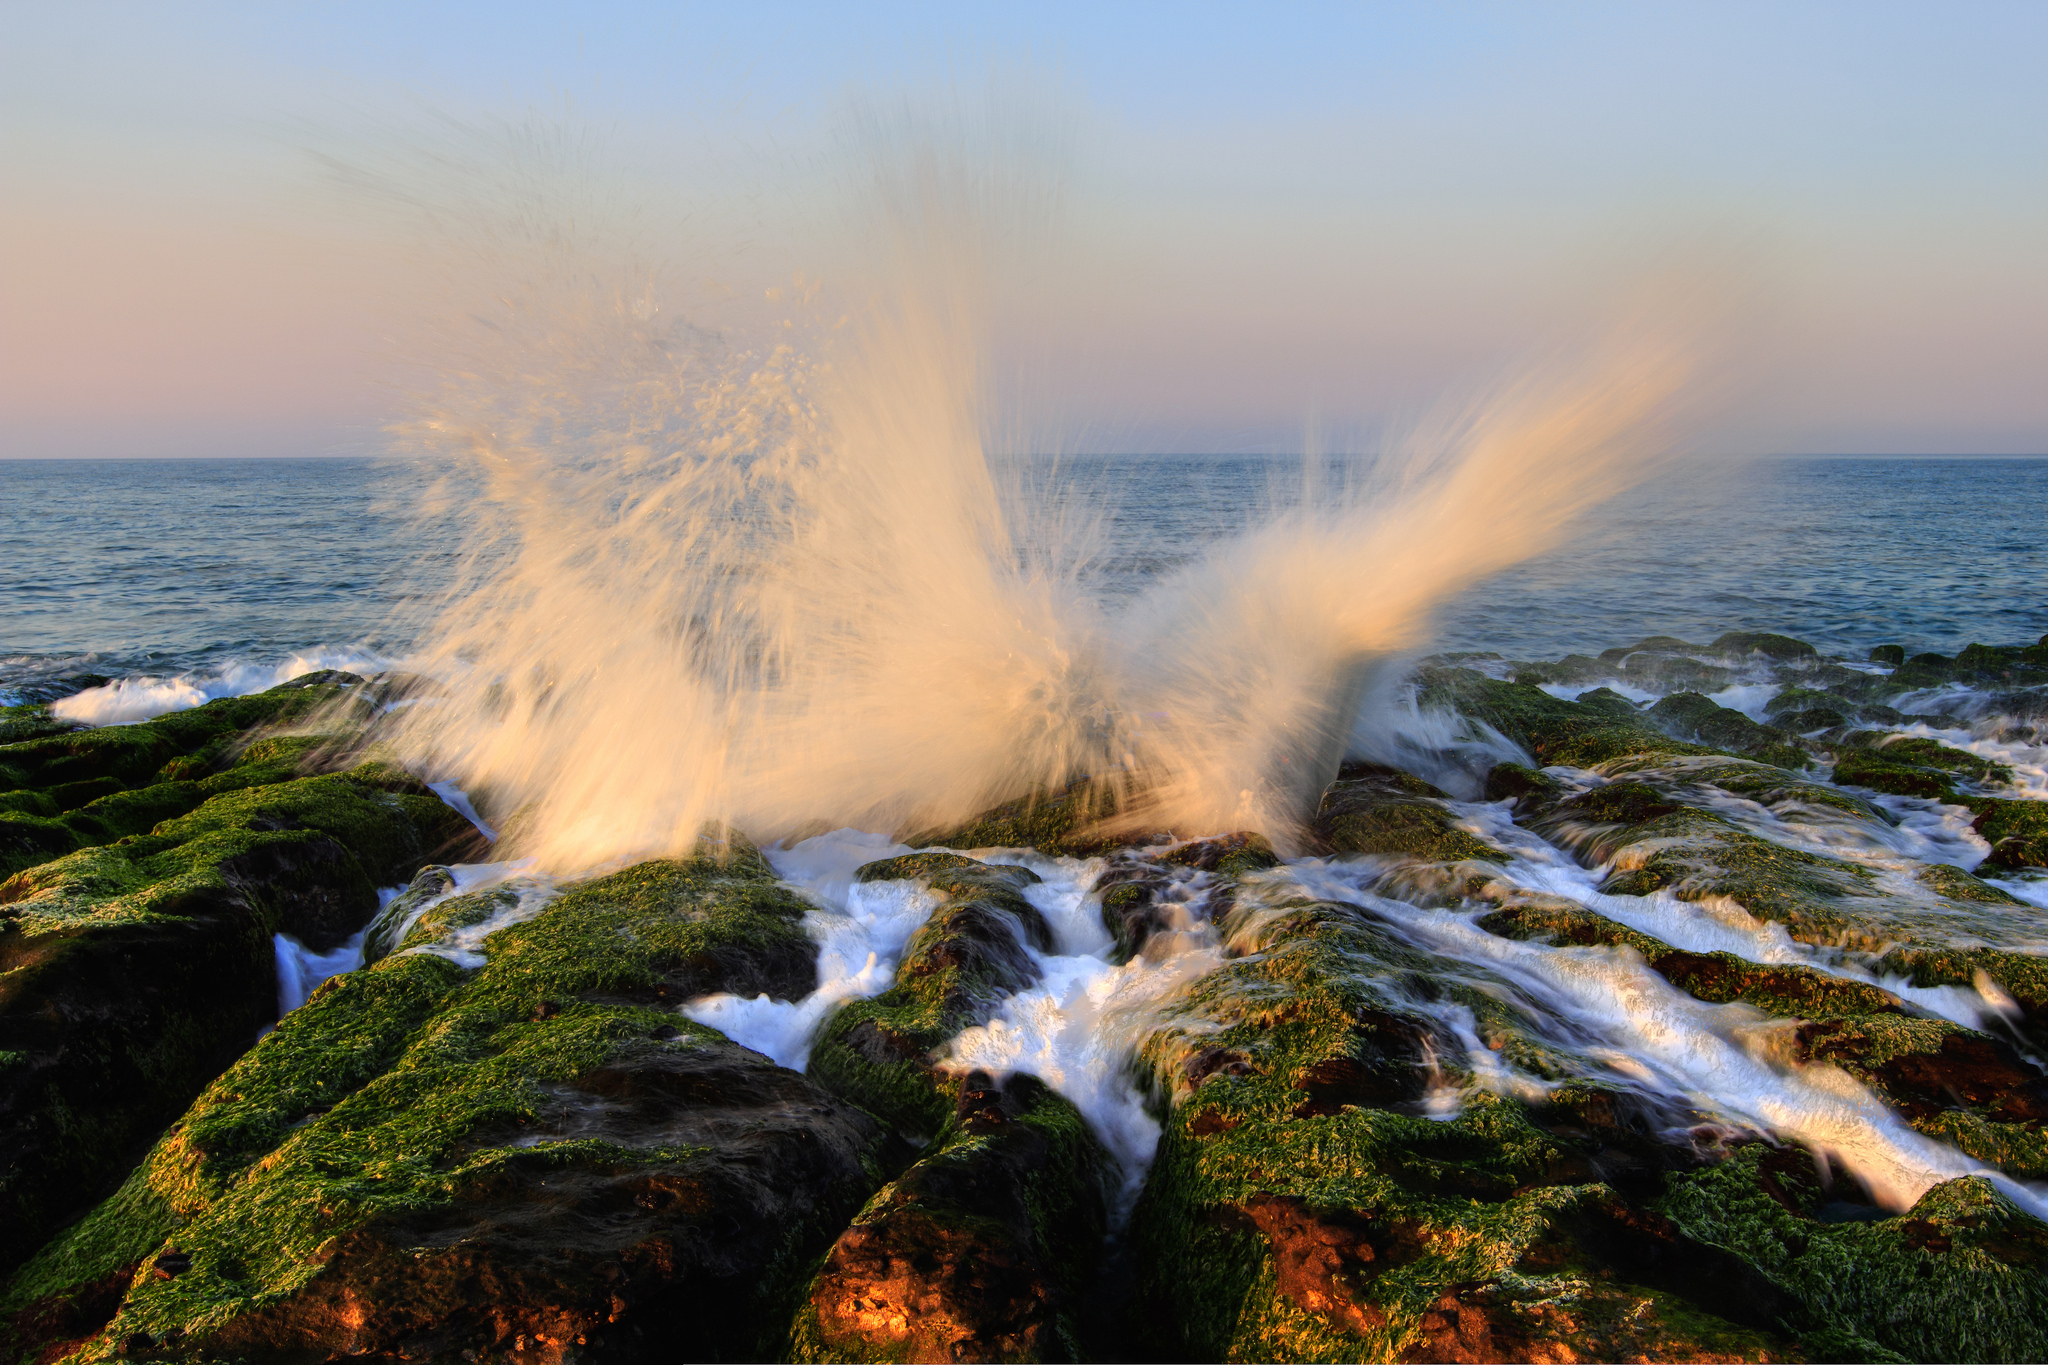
[3,2,2044,458]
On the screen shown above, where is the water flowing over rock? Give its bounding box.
[6,634,2048,1362]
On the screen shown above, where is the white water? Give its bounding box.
[49,647,397,725]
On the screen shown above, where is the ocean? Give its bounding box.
[3,454,2041,700]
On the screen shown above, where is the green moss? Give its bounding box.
[1416,668,1716,770]
[1708,631,1819,662]
[810,855,1048,1140]
[1915,863,2026,905]
[0,683,356,797]
[1314,774,1509,865]
[1833,734,2012,803]
[904,779,1142,856]
[1911,1111,2048,1181]
[1657,1146,2048,1362]
[1475,895,1903,1018]
[3,847,874,1362]
[1964,798,2048,870]
[1649,693,1809,769]
[0,705,79,747]
[0,763,469,1276]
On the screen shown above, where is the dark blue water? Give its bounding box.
[2,455,2042,699]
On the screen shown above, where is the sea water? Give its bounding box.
[4,453,2042,701]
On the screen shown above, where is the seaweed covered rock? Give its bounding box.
[905,779,1156,857]
[0,846,886,1364]
[1969,798,2048,870]
[0,679,375,882]
[791,1072,1111,1364]
[1476,895,2048,1182]
[1125,888,1808,1362]
[808,852,1050,1143]
[1648,692,1809,770]
[1311,764,1509,865]
[1831,734,2012,802]
[0,762,475,1275]
[1094,834,1276,963]
[1416,668,1713,769]
[1658,1148,2048,1362]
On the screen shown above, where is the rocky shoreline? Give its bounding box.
[3,631,2046,1363]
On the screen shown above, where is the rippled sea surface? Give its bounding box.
[1,454,2042,694]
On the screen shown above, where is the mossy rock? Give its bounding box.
[1873,945,2048,1051]
[1123,888,1804,1362]
[0,682,376,883]
[1474,894,1905,1019]
[1648,692,1810,770]
[1621,653,1735,694]
[1416,668,1714,770]
[904,779,1147,857]
[0,705,80,747]
[1832,734,2011,803]
[791,1072,1112,1364]
[1963,798,2048,871]
[1658,1145,2048,1362]
[810,854,1049,1142]
[0,848,886,1364]
[1311,765,1509,867]
[0,763,473,1275]
[1708,631,1819,663]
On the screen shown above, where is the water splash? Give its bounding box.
[370,105,1713,870]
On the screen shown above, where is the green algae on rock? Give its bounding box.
[0,760,475,1277]
[791,1071,1112,1365]
[1416,668,1715,770]
[1123,884,1810,1362]
[1311,764,1509,867]
[807,853,1051,1145]
[1657,1146,2048,1363]
[0,847,888,1365]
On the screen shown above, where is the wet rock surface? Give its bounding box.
[0,679,479,1276]
[5,633,2048,1363]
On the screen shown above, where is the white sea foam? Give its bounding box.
[273,926,372,1016]
[1708,681,1782,722]
[1289,861,2048,1217]
[50,647,398,725]
[681,829,931,1070]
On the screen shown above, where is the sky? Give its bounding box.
[3,1,2045,458]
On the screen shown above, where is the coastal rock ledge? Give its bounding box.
[3,634,2047,1364]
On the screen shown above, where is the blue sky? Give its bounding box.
[4,2,2044,456]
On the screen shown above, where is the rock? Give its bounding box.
[807,852,1051,1142]
[0,847,885,1364]
[1648,692,1809,769]
[904,779,1158,857]
[1708,631,1819,663]
[1869,644,1906,667]
[1312,764,1509,866]
[0,762,474,1275]
[1123,888,1811,1361]
[792,1072,1111,1364]
[1416,668,1712,770]
[1968,799,2048,870]
[0,680,377,882]
[1092,833,1276,962]
[1657,1148,2048,1362]
[1832,734,2011,802]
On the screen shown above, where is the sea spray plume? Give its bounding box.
[373,102,1711,867]
[1098,303,1702,842]
[371,99,1117,868]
